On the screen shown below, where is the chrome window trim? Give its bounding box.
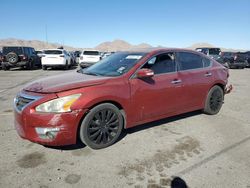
[14,92,42,113]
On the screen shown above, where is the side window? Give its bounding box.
[177,52,203,71]
[142,52,176,74]
[24,47,29,55]
[28,48,32,55]
[202,57,212,68]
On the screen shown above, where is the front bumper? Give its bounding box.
[79,62,95,68]
[3,61,29,67]
[229,62,247,68]
[225,84,233,94]
[14,94,87,146]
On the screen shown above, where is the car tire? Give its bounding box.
[42,65,47,70]
[79,103,124,149]
[26,60,34,70]
[6,52,18,64]
[65,61,69,70]
[203,85,224,115]
[2,64,10,71]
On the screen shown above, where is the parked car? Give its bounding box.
[41,49,72,70]
[195,47,227,67]
[241,51,250,67]
[0,51,3,69]
[74,51,81,64]
[69,51,76,65]
[220,52,247,69]
[14,48,232,149]
[36,50,44,58]
[1,46,41,70]
[79,50,101,68]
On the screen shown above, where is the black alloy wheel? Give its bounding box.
[204,85,224,115]
[80,103,123,149]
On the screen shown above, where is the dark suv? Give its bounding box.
[220,52,247,69]
[1,46,41,70]
[195,47,227,67]
[0,51,3,69]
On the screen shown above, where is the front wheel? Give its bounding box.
[79,103,124,149]
[203,85,224,115]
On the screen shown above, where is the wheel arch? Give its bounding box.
[75,100,127,144]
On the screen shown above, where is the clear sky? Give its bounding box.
[1,0,250,49]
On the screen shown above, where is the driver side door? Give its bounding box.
[129,52,184,124]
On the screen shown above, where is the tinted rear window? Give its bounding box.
[44,50,62,54]
[209,48,221,55]
[3,47,23,55]
[177,52,203,70]
[83,51,99,55]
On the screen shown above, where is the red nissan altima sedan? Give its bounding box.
[14,48,232,149]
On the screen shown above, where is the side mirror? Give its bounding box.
[136,68,154,78]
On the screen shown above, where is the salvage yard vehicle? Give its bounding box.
[195,47,227,67]
[41,49,71,70]
[14,48,232,149]
[35,50,44,58]
[220,52,247,69]
[1,46,41,70]
[0,51,3,69]
[79,50,101,68]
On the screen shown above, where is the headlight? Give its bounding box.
[35,94,81,113]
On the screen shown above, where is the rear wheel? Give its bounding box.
[203,85,224,115]
[42,65,47,70]
[26,60,34,70]
[2,64,10,71]
[79,103,123,149]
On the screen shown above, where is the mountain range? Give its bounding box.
[0,38,247,52]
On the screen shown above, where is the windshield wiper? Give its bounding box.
[83,71,102,76]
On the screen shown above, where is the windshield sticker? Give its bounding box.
[125,55,142,60]
[117,67,126,74]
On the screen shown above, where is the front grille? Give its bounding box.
[15,95,35,112]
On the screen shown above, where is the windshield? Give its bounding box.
[83,51,99,56]
[81,52,146,77]
[209,48,221,55]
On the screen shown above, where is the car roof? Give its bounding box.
[195,47,221,50]
[44,49,64,51]
[119,47,202,54]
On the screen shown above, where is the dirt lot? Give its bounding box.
[0,68,250,188]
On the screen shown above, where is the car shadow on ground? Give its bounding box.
[47,110,202,151]
[122,110,202,137]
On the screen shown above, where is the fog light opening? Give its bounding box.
[35,127,60,140]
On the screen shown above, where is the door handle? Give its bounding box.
[204,72,212,77]
[171,79,182,84]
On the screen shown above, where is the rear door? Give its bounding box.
[129,52,184,123]
[176,52,214,110]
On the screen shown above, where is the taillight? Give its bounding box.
[20,55,27,60]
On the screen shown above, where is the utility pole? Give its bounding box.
[45,24,48,44]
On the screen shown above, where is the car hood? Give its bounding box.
[23,71,110,93]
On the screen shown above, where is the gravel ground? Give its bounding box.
[0,67,249,188]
